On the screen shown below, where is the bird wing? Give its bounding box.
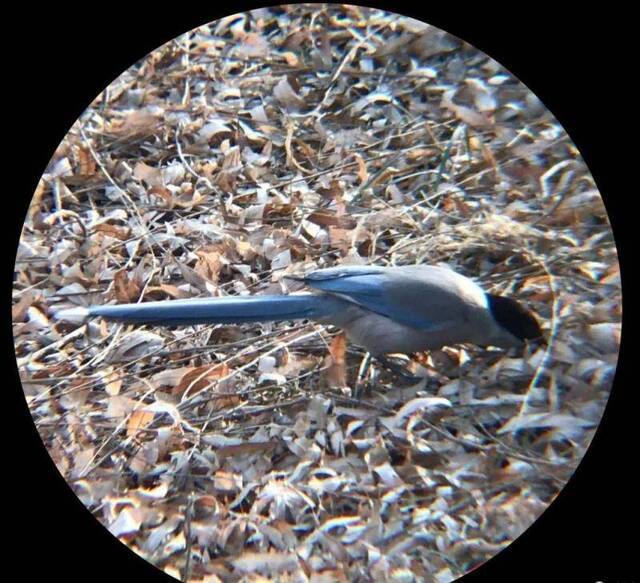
[301,265,474,331]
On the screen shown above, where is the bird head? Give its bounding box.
[486,294,544,347]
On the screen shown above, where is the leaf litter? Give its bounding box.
[13,5,620,583]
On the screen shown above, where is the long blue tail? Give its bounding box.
[87,293,345,326]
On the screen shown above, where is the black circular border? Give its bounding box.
[5,4,633,582]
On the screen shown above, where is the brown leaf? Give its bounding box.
[127,409,155,437]
[317,180,345,200]
[216,171,238,193]
[442,90,494,128]
[294,138,317,164]
[113,269,141,303]
[354,153,368,185]
[93,223,131,241]
[235,240,256,261]
[328,226,371,254]
[283,30,309,50]
[12,291,38,322]
[75,144,97,176]
[441,194,472,216]
[194,248,224,282]
[173,364,235,406]
[31,362,75,379]
[307,210,356,229]
[110,110,161,138]
[282,51,299,66]
[144,284,190,300]
[264,203,294,219]
[133,161,163,187]
[328,226,352,253]
[28,178,48,221]
[101,368,123,396]
[406,147,438,163]
[322,333,348,387]
[368,167,399,188]
[236,32,269,58]
[213,470,242,493]
[148,185,174,207]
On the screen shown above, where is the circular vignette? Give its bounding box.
[12,5,621,582]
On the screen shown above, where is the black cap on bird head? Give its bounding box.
[486,294,543,343]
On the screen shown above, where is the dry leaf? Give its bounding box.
[113,269,141,303]
[133,161,163,186]
[127,409,155,437]
[110,110,161,138]
[322,333,347,387]
[93,223,131,241]
[273,77,305,110]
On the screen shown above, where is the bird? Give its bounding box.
[58,264,543,356]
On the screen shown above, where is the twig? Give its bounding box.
[518,256,560,416]
[78,124,159,302]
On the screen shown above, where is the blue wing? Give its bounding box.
[301,266,456,331]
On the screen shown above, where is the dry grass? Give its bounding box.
[13,5,620,582]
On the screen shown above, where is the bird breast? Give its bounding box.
[319,304,484,355]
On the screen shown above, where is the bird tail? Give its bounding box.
[57,293,345,326]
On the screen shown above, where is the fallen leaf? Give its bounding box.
[127,409,155,437]
[322,333,347,387]
[113,269,141,303]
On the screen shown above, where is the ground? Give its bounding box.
[13,5,620,582]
